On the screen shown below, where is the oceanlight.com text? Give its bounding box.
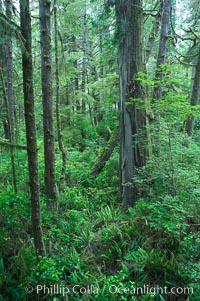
[25,283,194,297]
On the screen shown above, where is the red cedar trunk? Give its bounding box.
[116,0,147,206]
[20,0,45,256]
[39,0,57,208]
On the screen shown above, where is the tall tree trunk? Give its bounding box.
[116,0,147,206]
[82,12,87,114]
[0,66,17,192]
[0,68,10,140]
[0,0,9,140]
[54,0,67,187]
[153,0,171,100]
[5,0,17,193]
[146,0,163,63]
[20,0,45,256]
[72,36,80,112]
[39,0,58,208]
[80,12,87,147]
[185,51,200,136]
[5,0,15,143]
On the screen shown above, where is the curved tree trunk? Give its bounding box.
[20,0,45,256]
[116,0,147,206]
[91,125,119,177]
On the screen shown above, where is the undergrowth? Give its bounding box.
[0,128,200,301]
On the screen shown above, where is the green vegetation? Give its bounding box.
[0,114,200,300]
[0,0,200,300]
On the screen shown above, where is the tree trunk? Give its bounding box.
[116,0,147,206]
[20,0,45,256]
[72,36,80,112]
[82,12,87,114]
[39,0,58,208]
[153,0,171,101]
[0,68,9,140]
[5,0,15,143]
[5,0,17,193]
[0,1,9,141]
[146,0,163,63]
[80,12,87,146]
[54,0,67,187]
[91,125,119,177]
[0,66,17,192]
[185,51,200,136]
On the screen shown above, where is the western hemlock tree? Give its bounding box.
[20,0,45,256]
[39,0,58,208]
[54,0,67,186]
[5,0,17,193]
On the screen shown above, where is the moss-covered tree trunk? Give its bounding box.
[20,0,45,256]
[39,0,57,209]
[116,0,147,206]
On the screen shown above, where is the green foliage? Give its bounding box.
[1,0,200,300]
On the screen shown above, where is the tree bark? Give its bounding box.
[185,51,200,136]
[153,0,171,101]
[146,0,163,63]
[39,0,58,208]
[5,0,15,143]
[20,0,45,256]
[72,36,80,112]
[0,1,9,140]
[54,0,67,187]
[116,0,147,206]
[80,12,87,146]
[5,0,17,193]
[82,12,87,114]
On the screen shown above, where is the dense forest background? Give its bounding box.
[0,0,200,300]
